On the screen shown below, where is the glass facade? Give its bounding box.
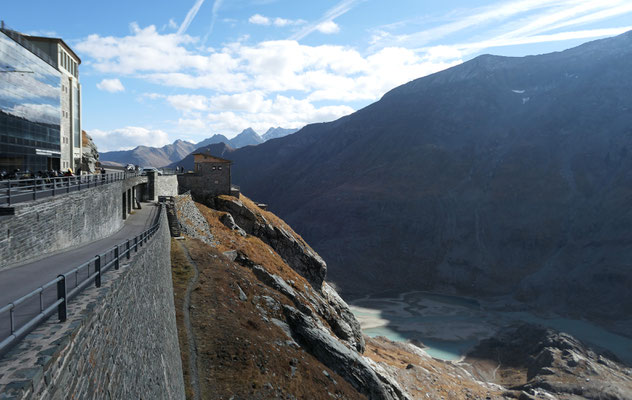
[73,84,79,148]
[0,30,61,173]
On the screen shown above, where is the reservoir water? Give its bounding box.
[349,291,632,364]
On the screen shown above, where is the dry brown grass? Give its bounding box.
[364,337,508,400]
[178,237,365,399]
[195,201,315,300]
[222,194,319,255]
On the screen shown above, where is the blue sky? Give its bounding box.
[2,0,632,151]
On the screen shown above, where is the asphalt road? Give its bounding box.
[0,202,160,343]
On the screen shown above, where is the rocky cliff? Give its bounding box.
[171,193,407,399]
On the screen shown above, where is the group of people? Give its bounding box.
[0,169,79,180]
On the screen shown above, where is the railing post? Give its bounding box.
[33,179,37,200]
[7,180,11,206]
[126,239,131,259]
[95,255,101,288]
[66,176,70,193]
[52,178,55,197]
[9,306,15,333]
[57,275,67,322]
[134,237,138,252]
[114,245,120,270]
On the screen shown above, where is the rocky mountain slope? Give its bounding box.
[222,31,632,333]
[194,133,231,149]
[263,127,299,141]
[229,127,264,148]
[100,139,196,167]
[464,324,632,399]
[169,193,530,399]
[169,193,631,399]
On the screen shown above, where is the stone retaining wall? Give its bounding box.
[0,182,126,270]
[0,207,185,399]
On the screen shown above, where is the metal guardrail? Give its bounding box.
[0,172,140,206]
[0,204,163,356]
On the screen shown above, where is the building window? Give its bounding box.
[218,166,222,170]
[212,166,216,170]
[214,180,219,184]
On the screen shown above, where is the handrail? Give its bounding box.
[0,204,164,357]
[0,171,141,206]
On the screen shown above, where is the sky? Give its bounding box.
[2,0,632,152]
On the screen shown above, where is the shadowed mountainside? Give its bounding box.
[222,31,632,332]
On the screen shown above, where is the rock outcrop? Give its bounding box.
[208,195,327,291]
[465,323,632,400]
[80,130,99,173]
[283,305,409,400]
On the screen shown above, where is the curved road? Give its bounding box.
[0,202,160,343]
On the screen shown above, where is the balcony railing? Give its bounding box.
[0,172,140,206]
[0,204,164,357]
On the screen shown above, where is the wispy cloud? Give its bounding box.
[290,0,365,40]
[370,0,632,59]
[178,0,206,35]
[203,0,224,43]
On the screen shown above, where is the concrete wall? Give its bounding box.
[0,208,185,399]
[0,176,149,271]
[154,175,179,200]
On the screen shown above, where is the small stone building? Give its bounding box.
[177,152,233,199]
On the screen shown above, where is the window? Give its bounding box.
[218,166,222,170]
[212,166,216,170]
[214,180,219,184]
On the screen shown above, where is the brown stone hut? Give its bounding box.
[177,152,233,198]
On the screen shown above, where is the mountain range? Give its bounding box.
[218,31,632,332]
[100,126,298,167]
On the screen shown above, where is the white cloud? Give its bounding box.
[96,78,125,93]
[249,14,306,27]
[76,23,204,75]
[78,0,632,150]
[316,21,340,34]
[274,17,306,27]
[249,14,271,25]
[290,0,365,40]
[89,127,171,152]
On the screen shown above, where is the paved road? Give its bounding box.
[0,202,160,342]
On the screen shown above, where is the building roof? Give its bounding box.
[192,152,232,163]
[25,35,81,64]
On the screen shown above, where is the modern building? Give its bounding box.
[26,35,81,172]
[0,22,81,174]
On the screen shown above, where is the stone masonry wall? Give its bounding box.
[0,207,185,399]
[177,164,231,199]
[0,176,150,271]
[0,182,123,270]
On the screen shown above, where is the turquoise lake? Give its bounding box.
[349,291,632,364]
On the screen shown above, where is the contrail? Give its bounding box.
[178,0,206,35]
